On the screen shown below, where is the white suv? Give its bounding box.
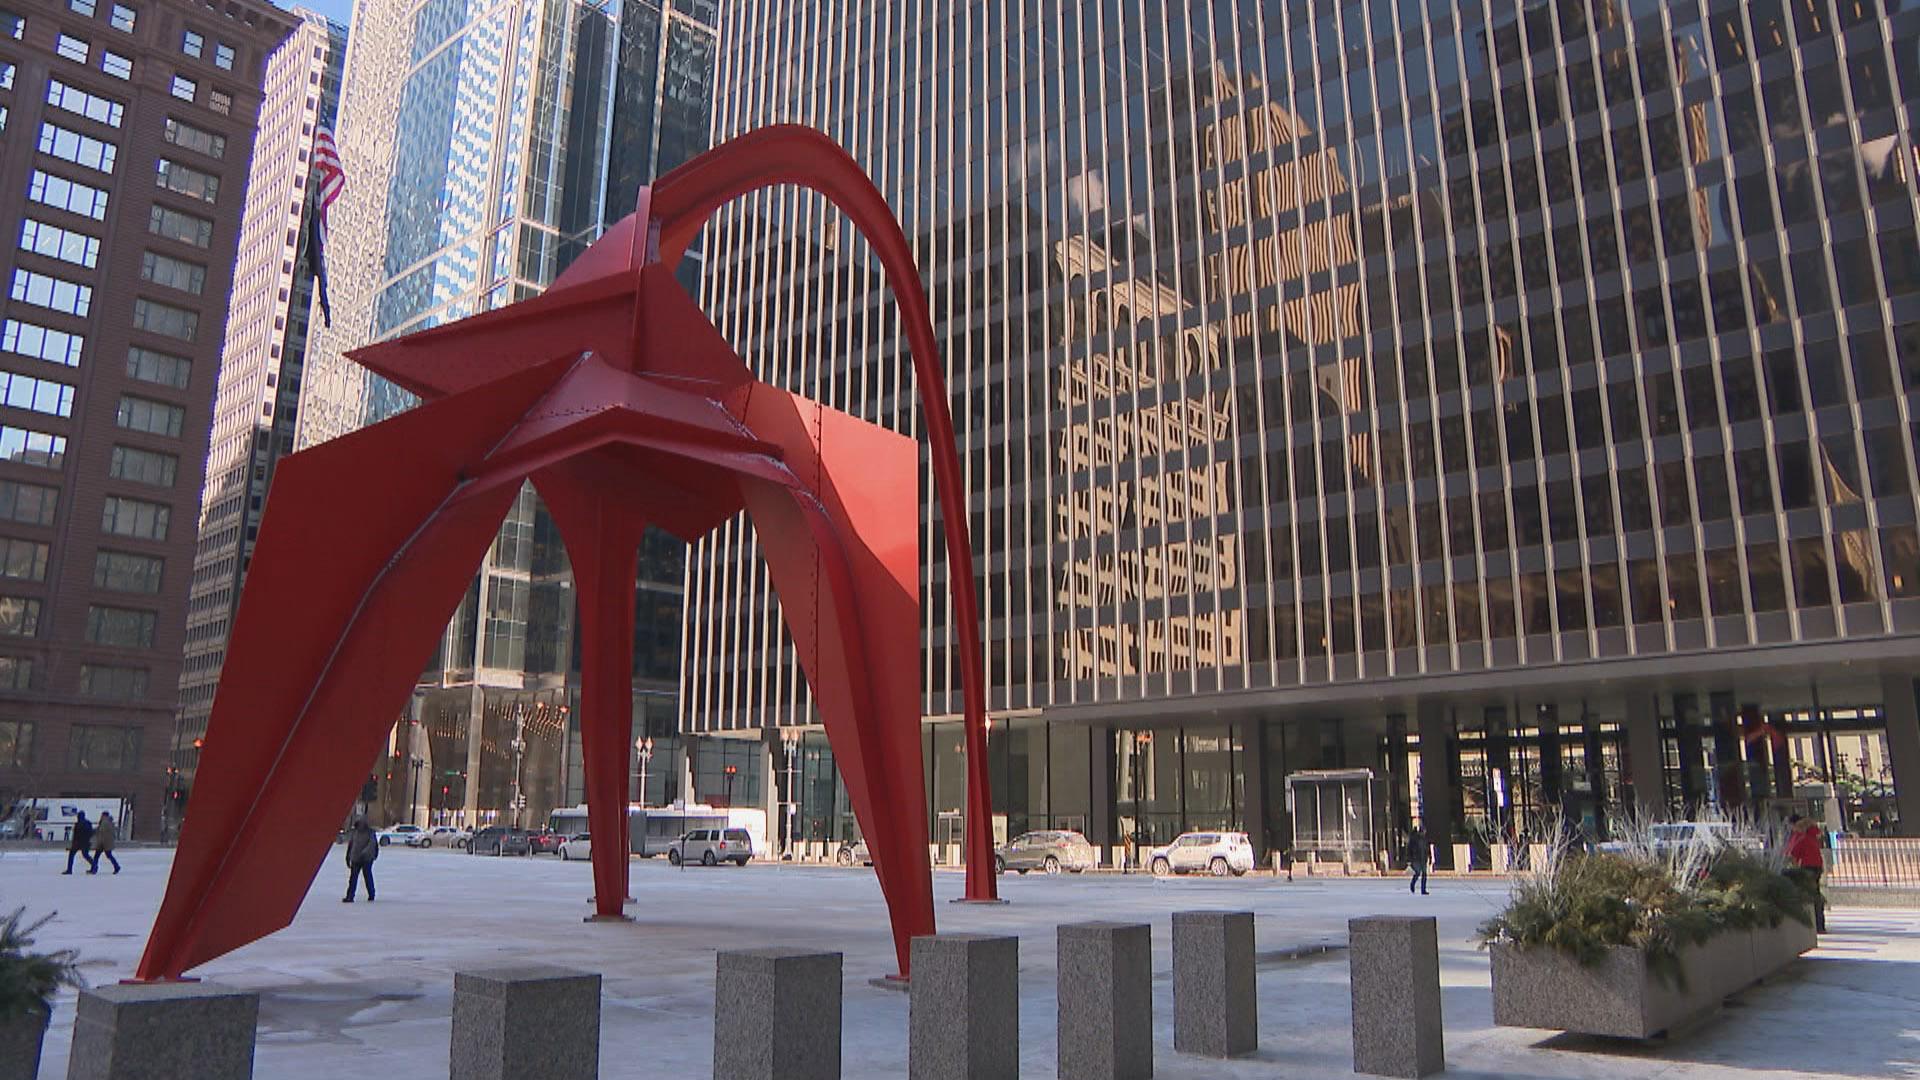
[1149,831,1255,877]
[668,827,753,867]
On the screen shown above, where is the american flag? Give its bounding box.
[305,125,344,327]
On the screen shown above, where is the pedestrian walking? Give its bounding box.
[1406,826,1430,896]
[343,819,378,902]
[62,811,96,875]
[1785,814,1826,932]
[90,811,121,874]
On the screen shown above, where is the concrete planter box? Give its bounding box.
[0,1005,49,1080]
[1491,920,1814,1039]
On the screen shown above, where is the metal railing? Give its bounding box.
[1827,837,1920,888]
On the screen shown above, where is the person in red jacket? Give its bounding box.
[1785,815,1826,932]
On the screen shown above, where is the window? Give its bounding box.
[214,43,234,70]
[45,79,124,127]
[84,605,154,648]
[0,719,31,766]
[0,657,30,691]
[0,481,57,526]
[0,426,66,468]
[163,117,224,159]
[78,664,147,699]
[70,0,98,16]
[131,298,197,342]
[108,445,175,487]
[109,4,134,32]
[20,219,100,268]
[10,269,92,318]
[0,596,41,637]
[93,550,161,593]
[114,395,183,438]
[37,122,117,174]
[55,33,89,64]
[1,61,12,89]
[126,347,190,389]
[140,251,205,295]
[0,537,47,582]
[169,75,196,102]
[101,51,131,79]
[0,371,74,418]
[148,204,212,248]
[28,170,110,220]
[69,723,141,770]
[1,319,83,366]
[99,496,167,540]
[156,158,218,203]
[182,30,203,58]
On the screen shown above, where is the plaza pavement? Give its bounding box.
[2,844,1912,1078]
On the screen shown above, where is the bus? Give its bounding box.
[547,803,769,858]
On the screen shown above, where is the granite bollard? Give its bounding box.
[1348,916,1443,1078]
[1057,921,1152,1080]
[1171,911,1257,1057]
[451,965,601,1080]
[65,982,259,1080]
[714,947,842,1080]
[910,934,1019,1080]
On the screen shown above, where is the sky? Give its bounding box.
[292,0,355,28]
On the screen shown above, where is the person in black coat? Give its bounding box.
[63,811,97,875]
[343,820,378,902]
[1406,826,1431,896]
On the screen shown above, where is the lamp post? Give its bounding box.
[780,729,800,857]
[509,704,528,830]
[635,737,653,807]
[723,763,738,808]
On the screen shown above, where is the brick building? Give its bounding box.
[0,0,294,838]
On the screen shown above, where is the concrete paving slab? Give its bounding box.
[0,845,1910,1078]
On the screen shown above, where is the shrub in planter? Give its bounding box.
[0,908,84,1080]
[1479,821,1815,1037]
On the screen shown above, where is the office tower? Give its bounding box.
[0,0,295,837]
[685,0,1920,860]
[292,0,717,829]
[174,8,344,797]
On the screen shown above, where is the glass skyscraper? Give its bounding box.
[292,0,717,829]
[685,0,1920,864]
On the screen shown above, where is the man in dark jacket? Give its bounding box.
[343,820,378,902]
[1406,826,1430,896]
[63,811,96,875]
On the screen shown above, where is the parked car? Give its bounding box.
[995,830,1097,875]
[418,826,470,850]
[558,833,592,861]
[468,826,534,856]
[376,824,425,847]
[668,827,753,866]
[527,829,565,855]
[1149,831,1255,877]
[835,838,871,866]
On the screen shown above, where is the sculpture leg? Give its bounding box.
[538,473,644,920]
[134,359,569,980]
[738,390,933,976]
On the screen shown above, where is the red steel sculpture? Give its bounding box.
[135,126,996,983]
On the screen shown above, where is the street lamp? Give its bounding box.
[635,737,654,806]
[508,704,528,829]
[779,729,800,857]
[723,763,738,808]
